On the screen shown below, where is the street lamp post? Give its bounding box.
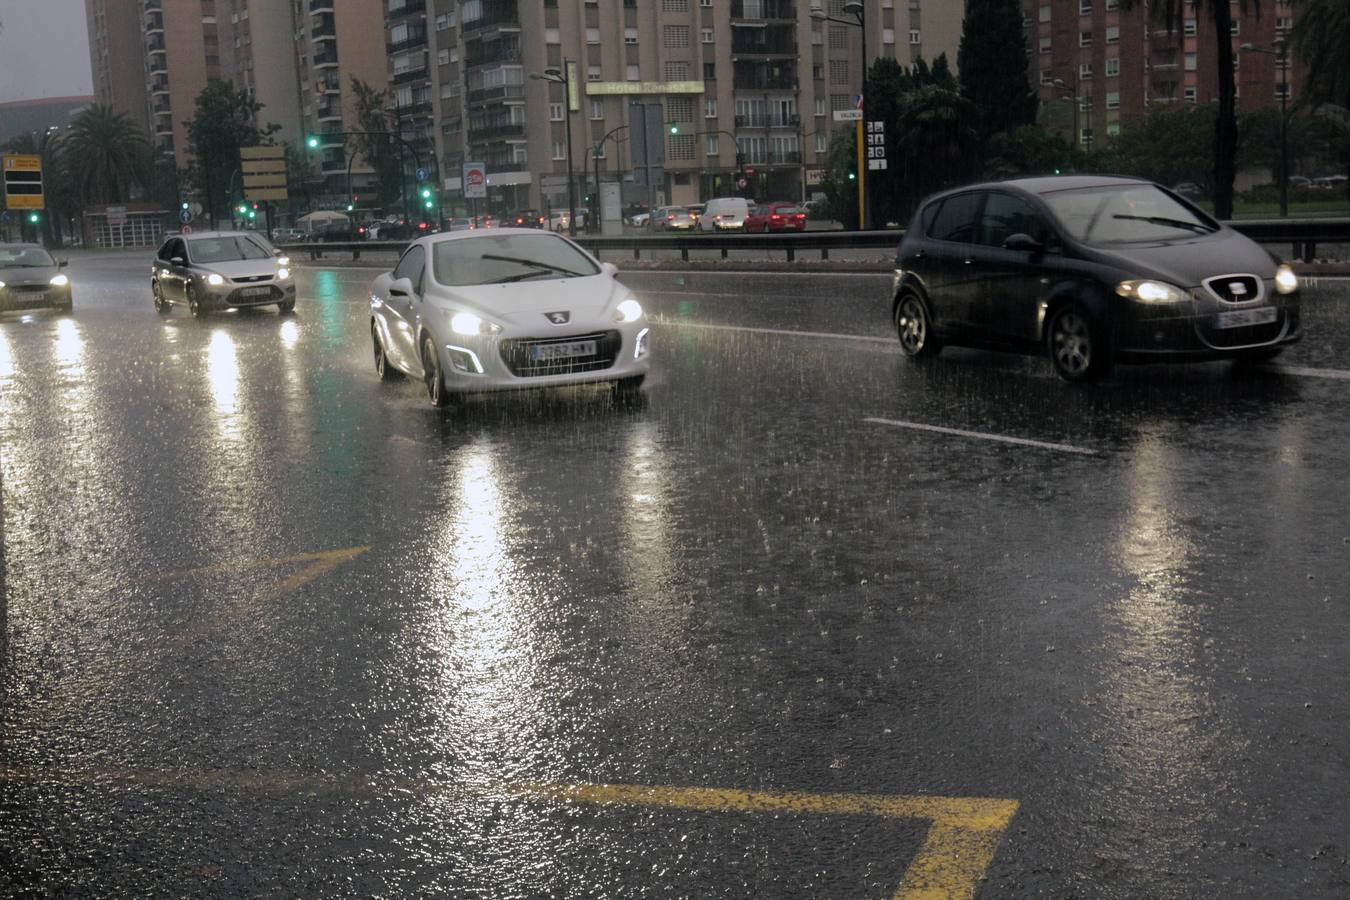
[810,1,868,230]
[591,124,629,234]
[305,130,424,224]
[531,63,577,237]
[1053,73,1081,156]
[1241,38,1290,217]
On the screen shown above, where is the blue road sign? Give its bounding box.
[415,167,428,182]
[179,209,193,224]
[0,211,10,223]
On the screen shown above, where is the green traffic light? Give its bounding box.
[181,201,189,210]
[238,205,248,214]
[424,200,434,209]
[848,172,856,181]
[420,188,432,199]
[669,124,678,135]
[28,213,39,223]
[346,203,354,212]
[248,210,257,219]
[306,135,320,149]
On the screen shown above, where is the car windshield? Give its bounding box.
[432,233,600,286]
[0,246,55,267]
[188,236,272,263]
[773,207,801,215]
[1041,184,1218,244]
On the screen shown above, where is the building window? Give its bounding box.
[1079,30,1092,47]
[669,134,695,160]
[586,27,600,44]
[626,64,640,80]
[1184,86,1197,102]
[1184,53,1197,71]
[815,132,827,152]
[830,93,852,111]
[437,48,449,65]
[1183,19,1196,36]
[663,25,689,48]
[587,64,602,80]
[513,145,528,164]
[624,27,638,44]
[882,28,895,44]
[553,141,569,160]
[702,27,713,43]
[1105,91,1119,109]
[1104,57,1119,77]
[549,103,564,121]
[665,61,690,80]
[1276,84,1292,101]
[706,134,719,155]
[830,59,849,83]
[1105,0,1117,8]
[1039,36,1051,54]
[1079,62,1092,79]
[590,99,604,119]
[1105,25,1119,44]
[667,96,694,122]
[1079,0,1091,13]
[1040,69,1053,85]
[814,97,825,116]
[909,30,921,44]
[1038,5,1050,22]
[829,26,848,49]
[705,97,717,117]
[812,64,824,80]
[663,0,689,9]
[703,62,716,79]
[811,25,824,45]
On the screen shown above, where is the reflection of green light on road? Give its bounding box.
[309,269,361,480]
[311,270,346,343]
[676,300,695,318]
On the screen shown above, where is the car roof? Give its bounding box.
[917,174,1154,209]
[0,242,44,250]
[171,230,268,240]
[414,227,571,244]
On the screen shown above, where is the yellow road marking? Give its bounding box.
[143,545,371,597]
[509,782,1018,899]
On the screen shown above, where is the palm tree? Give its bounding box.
[1291,0,1350,108]
[60,105,148,207]
[1119,0,1260,219]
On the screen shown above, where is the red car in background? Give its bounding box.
[743,202,807,233]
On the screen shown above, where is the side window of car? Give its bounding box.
[167,239,185,261]
[979,193,1048,249]
[157,240,173,261]
[394,245,426,292]
[928,192,982,244]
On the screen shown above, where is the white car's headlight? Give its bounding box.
[206,273,225,286]
[277,267,291,280]
[0,280,5,289]
[615,298,643,323]
[49,274,69,287]
[277,256,291,267]
[1274,264,1298,294]
[450,312,502,335]
[1116,279,1187,304]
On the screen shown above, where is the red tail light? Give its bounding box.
[418,222,429,229]
[667,214,675,220]
[770,214,782,221]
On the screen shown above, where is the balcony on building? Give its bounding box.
[316,99,343,122]
[731,0,796,20]
[142,0,162,10]
[146,34,165,53]
[1151,49,1179,71]
[465,33,522,68]
[154,114,173,136]
[312,14,336,40]
[467,120,525,142]
[313,45,340,68]
[387,27,428,56]
[145,11,163,33]
[731,23,796,57]
[396,99,435,119]
[309,0,334,12]
[462,0,520,38]
[150,76,169,95]
[734,112,800,128]
[733,60,798,91]
[151,96,171,115]
[148,52,168,75]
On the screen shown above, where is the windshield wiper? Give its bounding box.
[1111,214,1215,234]
[480,254,585,278]
[489,270,558,284]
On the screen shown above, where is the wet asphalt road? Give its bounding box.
[2,251,1350,897]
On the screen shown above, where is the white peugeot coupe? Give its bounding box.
[369,229,651,406]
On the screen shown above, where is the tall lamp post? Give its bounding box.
[531,62,577,236]
[1053,72,1083,156]
[1241,37,1290,217]
[810,1,868,230]
[590,124,629,233]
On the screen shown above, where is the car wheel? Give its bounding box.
[187,284,209,319]
[277,298,296,314]
[373,322,400,382]
[153,281,172,315]
[421,334,451,408]
[1046,304,1110,382]
[895,293,940,359]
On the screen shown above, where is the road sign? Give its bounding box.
[180,225,193,234]
[179,208,193,224]
[737,178,748,189]
[463,162,487,199]
[833,110,863,122]
[3,154,44,210]
[415,167,428,182]
[744,167,755,176]
[241,145,288,203]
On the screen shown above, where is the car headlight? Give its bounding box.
[0,280,6,289]
[277,256,291,267]
[277,267,291,280]
[1116,279,1187,304]
[615,298,643,323]
[206,273,225,286]
[450,312,502,335]
[1274,264,1298,294]
[49,274,69,287]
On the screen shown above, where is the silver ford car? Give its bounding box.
[151,231,295,318]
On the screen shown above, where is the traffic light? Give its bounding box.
[180,201,189,211]
[668,122,679,135]
[27,212,39,224]
[238,203,248,215]
[305,135,320,149]
[346,203,354,212]
[420,186,435,210]
[847,171,856,181]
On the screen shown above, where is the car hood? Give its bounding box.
[428,274,630,327]
[1093,228,1277,288]
[0,264,59,285]
[195,259,281,279]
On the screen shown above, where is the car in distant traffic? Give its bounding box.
[697,197,751,232]
[626,209,651,228]
[368,229,650,406]
[448,218,475,231]
[650,206,697,231]
[743,202,807,233]
[891,175,1301,382]
[271,228,306,243]
[152,231,295,318]
[548,209,588,232]
[507,209,546,229]
[0,243,72,313]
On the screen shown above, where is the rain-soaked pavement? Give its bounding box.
[2,250,1349,897]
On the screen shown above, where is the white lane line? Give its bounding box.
[653,318,895,344]
[864,417,1101,456]
[1262,363,1350,381]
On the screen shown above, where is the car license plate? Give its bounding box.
[1214,306,1277,329]
[241,286,271,297]
[531,340,596,361]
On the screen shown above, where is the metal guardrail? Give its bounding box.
[278,218,1350,265]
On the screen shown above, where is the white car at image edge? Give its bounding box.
[369,229,651,406]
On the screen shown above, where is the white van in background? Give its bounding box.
[698,197,752,232]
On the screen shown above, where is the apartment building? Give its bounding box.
[220,0,304,145]
[85,0,151,137]
[1026,0,1302,147]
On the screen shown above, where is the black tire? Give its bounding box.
[277,297,296,314]
[373,322,400,382]
[421,335,451,407]
[894,293,941,359]
[153,281,171,315]
[187,284,208,319]
[1046,304,1111,383]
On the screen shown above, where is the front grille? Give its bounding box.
[499,330,621,377]
[232,274,273,284]
[1203,274,1263,304]
[9,284,49,293]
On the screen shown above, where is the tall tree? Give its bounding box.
[1291,0,1350,198]
[958,0,1038,139]
[1119,0,1258,218]
[59,105,147,209]
[349,78,404,214]
[183,79,278,226]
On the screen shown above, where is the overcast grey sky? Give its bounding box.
[0,0,93,103]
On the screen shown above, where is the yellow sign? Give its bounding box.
[240,145,288,202]
[239,145,285,160]
[585,81,706,96]
[3,153,44,209]
[3,154,41,171]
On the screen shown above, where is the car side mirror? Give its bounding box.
[170,256,185,265]
[600,262,618,278]
[388,276,415,298]
[273,248,283,257]
[1004,233,1044,255]
[58,258,68,268]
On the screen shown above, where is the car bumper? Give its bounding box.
[204,281,296,308]
[434,321,652,393]
[1114,288,1301,361]
[0,287,71,311]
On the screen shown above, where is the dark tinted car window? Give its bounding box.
[394,245,426,289]
[928,192,982,244]
[979,193,1049,248]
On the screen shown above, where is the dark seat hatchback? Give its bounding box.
[891,175,1302,381]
